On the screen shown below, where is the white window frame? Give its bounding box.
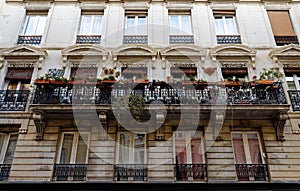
[285,74,300,90]
[21,15,47,35]
[173,131,205,164]
[214,15,239,35]
[169,15,192,35]
[124,15,147,35]
[116,132,147,164]
[0,133,18,164]
[56,132,90,164]
[78,15,103,35]
[231,132,265,165]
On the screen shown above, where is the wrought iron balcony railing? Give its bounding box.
[123,35,148,44]
[217,35,242,44]
[76,35,101,44]
[0,90,30,111]
[169,35,194,44]
[53,164,88,181]
[235,164,268,181]
[115,164,147,181]
[174,164,207,181]
[17,35,42,46]
[0,164,11,181]
[274,35,299,46]
[32,82,287,105]
[288,90,300,111]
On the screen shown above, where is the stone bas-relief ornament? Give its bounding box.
[203,67,216,76]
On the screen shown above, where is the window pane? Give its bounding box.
[170,16,179,34]
[286,77,296,90]
[214,17,225,34]
[137,16,147,34]
[3,134,18,164]
[24,16,38,35]
[134,134,145,164]
[60,134,74,164]
[190,132,203,164]
[92,16,102,34]
[180,16,192,34]
[247,133,262,164]
[35,16,47,35]
[79,16,92,34]
[125,16,135,34]
[175,132,187,164]
[0,134,6,157]
[232,133,247,164]
[75,134,88,164]
[119,134,130,164]
[225,17,237,34]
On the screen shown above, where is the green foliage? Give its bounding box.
[259,67,284,81]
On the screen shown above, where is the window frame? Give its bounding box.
[169,15,192,35]
[0,133,18,164]
[78,14,103,35]
[21,14,47,36]
[214,13,239,35]
[124,15,148,35]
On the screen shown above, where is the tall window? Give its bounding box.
[267,11,299,46]
[54,132,89,181]
[174,131,206,181]
[0,133,18,181]
[123,10,148,44]
[284,68,300,111]
[17,11,47,45]
[232,132,268,181]
[213,10,241,44]
[76,10,103,44]
[169,10,193,44]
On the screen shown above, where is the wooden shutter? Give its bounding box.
[267,11,295,36]
[5,68,33,80]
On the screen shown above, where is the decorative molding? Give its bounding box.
[98,111,108,140]
[112,44,157,60]
[273,111,288,141]
[219,61,248,68]
[160,45,205,61]
[170,61,196,68]
[155,112,165,140]
[7,61,36,68]
[269,44,300,65]
[70,61,99,68]
[33,110,46,141]
[281,62,300,68]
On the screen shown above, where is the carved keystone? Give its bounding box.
[274,111,288,141]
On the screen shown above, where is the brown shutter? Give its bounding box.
[5,68,33,80]
[213,10,235,16]
[70,67,97,79]
[221,68,247,75]
[267,11,295,36]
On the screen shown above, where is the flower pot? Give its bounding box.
[258,80,274,85]
[34,79,50,85]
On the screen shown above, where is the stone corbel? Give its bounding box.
[98,112,108,140]
[251,57,256,69]
[156,112,165,140]
[62,56,68,69]
[33,110,45,141]
[274,111,288,141]
[212,111,224,141]
[38,56,44,69]
[161,56,166,69]
[272,56,279,68]
[0,56,3,69]
[151,56,156,69]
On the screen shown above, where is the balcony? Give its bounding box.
[174,164,207,181]
[235,164,268,181]
[0,164,11,181]
[169,35,194,44]
[17,35,42,46]
[288,90,300,111]
[76,35,101,44]
[274,35,299,46]
[0,90,30,111]
[216,35,241,44]
[115,164,147,181]
[53,164,88,181]
[123,35,148,44]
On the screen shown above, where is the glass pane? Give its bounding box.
[0,134,6,157]
[92,16,102,34]
[119,133,130,164]
[247,133,262,164]
[170,16,179,34]
[60,134,74,164]
[190,132,203,164]
[175,132,187,164]
[75,134,88,164]
[24,16,38,35]
[214,17,225,34]
[3,134,18,164]
[232,133,247,164]
[286,77,296,90]
[79,16,92,34]
[35,16,47,35]
[134,134,145,164]
[7,83,18,90]
[225,16,238,34]
[125,16,135,34]
[181,16,192,34]
[137,16,147,34]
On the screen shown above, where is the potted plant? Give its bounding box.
[258,67,284,85]
[109,68,115,75]
[103,68,109,75]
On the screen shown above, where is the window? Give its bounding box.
[232,132,268,181]
[53,132,89,181]
[170,66,197,81]
[221,67,248,81]
[284,68,300,111]
[115,132,147,181]
[76,10,103,44]
[213,10,241,44]
[0,133,18,181]
[267,11,299,46]
[17,11,47,45]
[123,10,148,44]
[70,67,98,80]
[169,10,193,44]
[174,131,206,181]
[121,67,147,80]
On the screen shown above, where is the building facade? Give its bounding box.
[0,0,300,190]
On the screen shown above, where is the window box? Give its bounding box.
[34,79,50,85]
